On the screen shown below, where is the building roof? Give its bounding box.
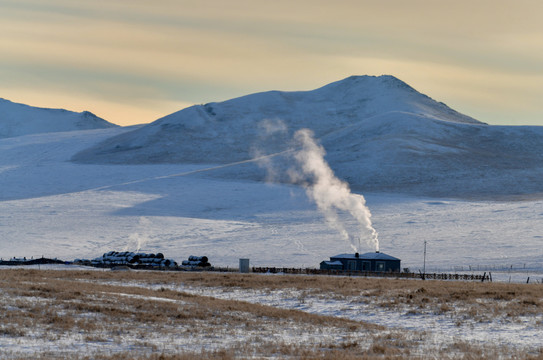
[330,252,400,261]
[320,260,343,266]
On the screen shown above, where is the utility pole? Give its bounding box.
[423,240,427,275]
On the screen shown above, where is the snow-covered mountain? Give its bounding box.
[72,75,543,198]
[0,98,116,138]
[73,75,482,164]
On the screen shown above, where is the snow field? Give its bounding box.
[0,127,542,277]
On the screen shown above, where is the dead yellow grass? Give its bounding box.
[0,269,541,359]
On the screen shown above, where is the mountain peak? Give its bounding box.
[343,74,406,83]
[320,75,417,95]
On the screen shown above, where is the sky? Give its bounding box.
[1,0,542,126]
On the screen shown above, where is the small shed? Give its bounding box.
[320,252,401,272]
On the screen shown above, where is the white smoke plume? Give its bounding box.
[124,217,151,252]
[290,129,379,252]
[252,118,290,182]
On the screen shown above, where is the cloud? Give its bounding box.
[1,0,542,125]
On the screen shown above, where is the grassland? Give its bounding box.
[0,269,542,359]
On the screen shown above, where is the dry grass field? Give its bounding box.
[0,269,542,359]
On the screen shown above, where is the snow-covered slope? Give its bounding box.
[1,127,542,276]
[73,75,543,199]
[73,75,482,164]
[0,98,116,138]
[322,112,543,198]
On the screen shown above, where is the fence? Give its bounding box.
[250,267,489,281]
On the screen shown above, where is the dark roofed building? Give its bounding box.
[320,252,401,272]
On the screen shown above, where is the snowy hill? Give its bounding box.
[322,112,543,198]
[72,75,543,198]
[73,75,482,164]
[0,98,116,138]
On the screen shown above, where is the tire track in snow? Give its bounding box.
[82,150,293,193]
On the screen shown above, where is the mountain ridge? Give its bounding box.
[72,75,483,164]
[69,75,543,198]
[0,98,117,138]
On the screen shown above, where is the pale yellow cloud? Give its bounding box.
[1,0,542,125]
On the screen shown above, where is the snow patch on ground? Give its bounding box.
[98,279,542,353]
